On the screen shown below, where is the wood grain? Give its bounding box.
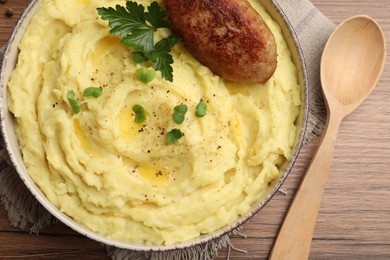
[1,0,390,259]
[270,15,387,259]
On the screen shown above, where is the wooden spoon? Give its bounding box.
[270,15,386,259]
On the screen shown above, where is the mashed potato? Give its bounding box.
[8,0,301,245]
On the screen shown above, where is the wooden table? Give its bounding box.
[1,0,389,259]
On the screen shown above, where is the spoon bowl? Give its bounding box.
[270,15,386,259]
[321,15,386,111]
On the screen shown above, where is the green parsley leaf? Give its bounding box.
[149,35,181,82]
[96,3,148,37]
[124,1,146,24]
[166,128,183,144]
[132,104,146,123]
[83,87,103,98]
[121,28,154,53]
[195,100,207,117]
[172,104,188,124]
[97,1,180,82]
[131,51,148,63]
[154,34,182,52]
[151,51,174,82]
[144,1,171,29]
[67,90,81,114]
[135,67,156,84]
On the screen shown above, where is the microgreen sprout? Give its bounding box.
[83,86,103,98]
[172,104,188,124]
[67,90,81,114]
[166,128,183,144]
[195,100,207,117]
[132,104,146,123]
[135,67,156,84]
[67,87,103,114]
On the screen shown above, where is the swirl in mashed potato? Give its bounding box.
[8,0,301,245]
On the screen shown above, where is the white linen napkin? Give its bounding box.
[0,0,335,259]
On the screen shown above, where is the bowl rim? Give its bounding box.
[0,0,308,252]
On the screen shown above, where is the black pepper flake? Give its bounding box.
[155,171,163,177]
[147,150,151,153]
[5,7,14,17]
[217,145,222,149]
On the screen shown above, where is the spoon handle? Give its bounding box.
[269,112,343,259]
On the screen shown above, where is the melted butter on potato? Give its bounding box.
[138,164,170,184]
[74,119,92,151]
[90,36,120,67]
[118,107,141,140]
[7,0,302,245]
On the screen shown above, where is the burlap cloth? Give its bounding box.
[0,0,335,259]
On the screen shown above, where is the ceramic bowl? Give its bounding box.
[0,0,308,251]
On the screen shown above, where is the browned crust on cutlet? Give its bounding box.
[163,0,277,84]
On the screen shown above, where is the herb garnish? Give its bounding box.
[195,100,207,117]
[135,67,156,84]
[132,104,146,123]
[97,1,181,82]
[166,128,183,144]
[132,52,148,64]
[67,91,81,114]
[67,87,103,114]
[83,86,103,98]
[172,104,188,124]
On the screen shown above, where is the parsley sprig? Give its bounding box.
[97,1,180,82]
